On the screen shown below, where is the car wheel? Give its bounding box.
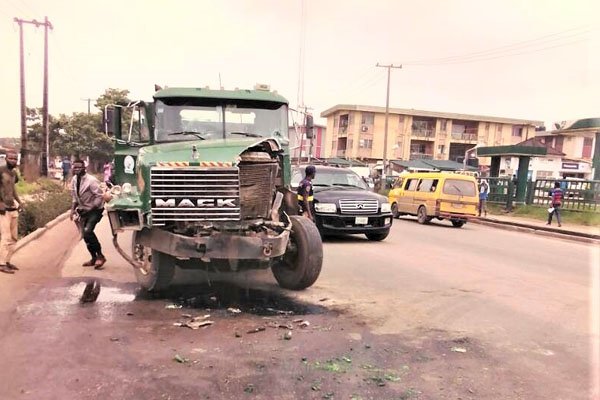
[391,203,400,219]
[132,231,176,292]
[451,219,466,228]
[272,216,323,290]
[417,206,432,224]
[365,230,389,241]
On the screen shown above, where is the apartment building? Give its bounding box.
[320,104,542,167]
[534,118,599,179]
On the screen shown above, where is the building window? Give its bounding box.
[359,139,373,148]
[361,112,374,125]
[583,137,593,158]
[438,144,445,154]
[339,114,349,128]
[512,126,523,137]
[440,119,447,131]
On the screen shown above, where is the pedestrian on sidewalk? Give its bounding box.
[546,181,564,227]
[0,151,22,274]
[61,156,71,188]
[70,159,107,270]
[478,178,490,217]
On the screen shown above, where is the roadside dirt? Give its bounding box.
[1,278,544,400]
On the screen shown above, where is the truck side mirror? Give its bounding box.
[104,107,122,138]
[305,114,314,139]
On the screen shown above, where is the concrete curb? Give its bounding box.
[15,211,71,252]
[471,218,600,245]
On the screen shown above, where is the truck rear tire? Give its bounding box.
[272,216,323,290]
[132,231,175,292]
[451,219,466,228]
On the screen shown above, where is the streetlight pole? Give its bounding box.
[376,63,401,179]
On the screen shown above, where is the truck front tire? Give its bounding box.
[272,216,323,290]
[132,231,175,292]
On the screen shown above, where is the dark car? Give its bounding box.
[292,166,393,241]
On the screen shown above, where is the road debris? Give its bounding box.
[234,331,242,338]
[173,354,188,363]
[181,313,192,318]
[244,384,255,394]
[451,347,467,353]
[175,314,214,330]
[165,304,182,309]
[227,307,242,314]
[283,331,293,340]
[299,320,310,328]
[110,337,119,342]
[126,312,134,316]
[80,280,101,303]
[247,327,266,334]
[319,298,329,302]
[265,307,294,315]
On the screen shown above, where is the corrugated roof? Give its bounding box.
[516,137,564,156]
[320,104,542,125]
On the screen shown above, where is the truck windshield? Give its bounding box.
[154,100,288,142]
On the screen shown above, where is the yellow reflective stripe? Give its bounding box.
[297,195,314,201]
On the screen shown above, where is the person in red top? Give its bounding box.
[546,181,564,227]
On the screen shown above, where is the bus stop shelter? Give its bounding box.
[477,144,547,204]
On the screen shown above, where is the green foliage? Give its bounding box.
[18,191,72,237]
[16,177,63,195]
[51,113,113,162]
[94,88,131,111]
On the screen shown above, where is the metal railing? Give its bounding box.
[411,128,435,138]
[409,153,434,160]
[451,132,478,141]
[477,177,600,212]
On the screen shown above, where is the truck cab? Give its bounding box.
[105,86,323,292]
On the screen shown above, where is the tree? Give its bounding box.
[51,112,113,163]
[95,88,131,111]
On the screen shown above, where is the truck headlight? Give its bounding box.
[122,183,132,195]
[380,202,392,213]
[315,203,337,213]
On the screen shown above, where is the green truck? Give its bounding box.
[104,86,322,292]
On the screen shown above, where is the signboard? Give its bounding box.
[561,162,579,170]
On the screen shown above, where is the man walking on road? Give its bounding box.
[297,165,316,222]
[70,159,107,269]
[547,181,564,227]
[0,151,22,274]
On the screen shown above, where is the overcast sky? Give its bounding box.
[1,0,598,137]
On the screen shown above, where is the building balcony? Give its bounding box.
[450,132,478,141]
[409,152,434,160]
[411,128,436,139]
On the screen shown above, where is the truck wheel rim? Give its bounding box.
[133,243,153,276]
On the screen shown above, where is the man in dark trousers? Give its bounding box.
[70,159,107,269]
[297,165,316,221]
[0,151,22,274]
[547,181,564,227]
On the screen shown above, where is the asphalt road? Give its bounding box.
[0,215,597,399]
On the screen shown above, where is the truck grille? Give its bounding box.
[150,167,240,225]
[339,199,379,215]
[239,163,277,219]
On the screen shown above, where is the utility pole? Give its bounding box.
[42,16,53,177]
[81,98,93,114]
[14,17,53,178]
[14,18,27,176]
[375,63,402,179]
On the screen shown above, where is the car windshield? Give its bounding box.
[313,169,369,190]
[154,99,288,142]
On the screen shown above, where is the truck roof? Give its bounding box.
[154,87,288,104]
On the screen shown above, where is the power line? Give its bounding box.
[403,25,591,66]
[410,38,587,66]
[375,63,402,178]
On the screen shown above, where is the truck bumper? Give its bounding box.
[135,227,290,261]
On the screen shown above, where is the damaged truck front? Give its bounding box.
[104,86,322,292]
